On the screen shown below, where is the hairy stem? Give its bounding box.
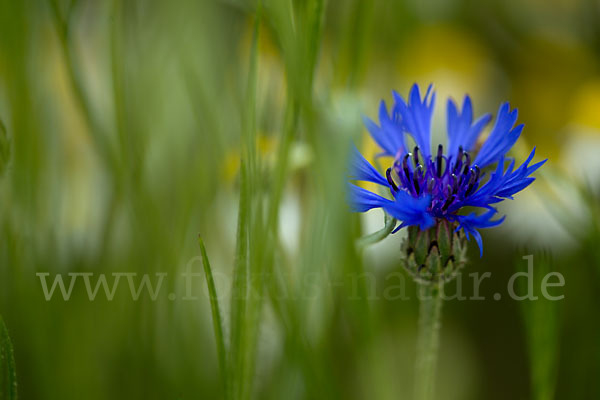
[414,283,443,400]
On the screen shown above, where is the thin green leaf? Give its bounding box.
[198,237,228,398]
[356,212,397,248]
[0,316,17,400]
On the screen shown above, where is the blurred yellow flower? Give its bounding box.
[570,79,600,133]
[397,24,492,98]
[223,134,277,182]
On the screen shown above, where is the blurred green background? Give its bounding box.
[0,0,599,399]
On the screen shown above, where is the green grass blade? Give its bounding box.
[47,0,116,170]
[0,316,17,400]
[0,118,10,177]
[230,159,249,400]
[242,2,261,189]
[305,0,325,90]
[237,4,263,399]
[198,237,229,398]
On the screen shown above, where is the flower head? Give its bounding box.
[350,84,546,258]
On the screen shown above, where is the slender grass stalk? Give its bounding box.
[48,0,124,262]
[0,316,17,400]
[230,159,249,400]
[198,237,228,398]
[341,0,373,89]
[47,0,116,170]
[414,283,443,400]
[109,0,130,175]
[235,4,263,400]
[304,0,325,93]
[0,119,10,178]
[518,253,560,400]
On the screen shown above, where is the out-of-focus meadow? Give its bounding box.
[0,0,599,399]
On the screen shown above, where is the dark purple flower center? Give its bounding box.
[386,145,482,217]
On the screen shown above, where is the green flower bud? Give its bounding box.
[400,220,468,285]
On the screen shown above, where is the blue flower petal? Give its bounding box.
[456,209,505,257]
[347,183,393,212]
[383,190,434,230]
[393,84,435,158]
[363,100,406,156]
[349,146,389,187]
[494,148,546,197]
[446,96,492,159]
[460,148,547,210]
[348,183,435,230]
[473,103,523,168]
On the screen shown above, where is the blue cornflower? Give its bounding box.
[349,84,546,257]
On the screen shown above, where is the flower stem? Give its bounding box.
[414,283,443,400]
